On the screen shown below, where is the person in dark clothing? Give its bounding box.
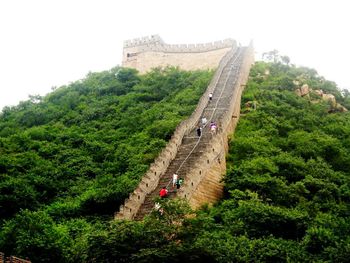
[196,126,202,137]
[209,92,213,102]
[176,178,183,189]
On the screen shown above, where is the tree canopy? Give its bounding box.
[1,61,349,262]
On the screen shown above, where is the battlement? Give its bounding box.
[123,35,235,53]
[122,35,236,73]
[123,35,164,47]
[115,45,254,220]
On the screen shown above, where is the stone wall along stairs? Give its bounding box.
[116,42,254,220]
[115,46,237,220]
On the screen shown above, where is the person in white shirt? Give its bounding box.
[172,173,178,188]
[209,92,213,102]
[201,117,207,126]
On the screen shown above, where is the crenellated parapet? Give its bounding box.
[123,35,235,53]
[122,35,236,73]
[115,48,236,220]
[123,35,164,48]
[115,44,254,220]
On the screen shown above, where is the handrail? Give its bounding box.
[116,44,254,220]
[176,48,252,201]
[165,48,244,188]
[115,44,237,219]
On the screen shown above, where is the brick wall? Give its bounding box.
[122,35,236,73]
[179,46,254,207]
[115,46,237,219]
[115,40,254,220]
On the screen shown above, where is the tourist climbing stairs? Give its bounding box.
[134,47,246,220]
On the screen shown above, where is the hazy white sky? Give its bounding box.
[0,0,349,110]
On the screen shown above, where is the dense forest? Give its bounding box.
[1,59,349,262]
[0,67,213,261]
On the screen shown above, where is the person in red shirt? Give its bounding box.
[159,187,168,198]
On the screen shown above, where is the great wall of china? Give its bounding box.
[116,35,254,220]
[122,35,236,73]
[0,35,253,261]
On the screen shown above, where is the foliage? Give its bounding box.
[75,61,350,262]
[1,60,350,262]
[0,66,213,261]
[217,61,350,262]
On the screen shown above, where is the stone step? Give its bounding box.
[133,50,247,220]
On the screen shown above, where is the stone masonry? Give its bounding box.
[122,35,236,73]
[115,37,254,220]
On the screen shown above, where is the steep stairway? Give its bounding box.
[134,47,246,220]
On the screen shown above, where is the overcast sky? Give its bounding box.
[0,0,349,110]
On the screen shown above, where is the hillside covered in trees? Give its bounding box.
[1,60,349,262]
[0,67,213,261]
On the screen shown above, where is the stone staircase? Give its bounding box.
[134,47,246,220]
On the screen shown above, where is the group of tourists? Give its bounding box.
[158,173,183,198]
[155,91,215,213]
[159,90,217,200]
[207,92,218,134]
[196,120,217,137]
[195,92,217,137]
